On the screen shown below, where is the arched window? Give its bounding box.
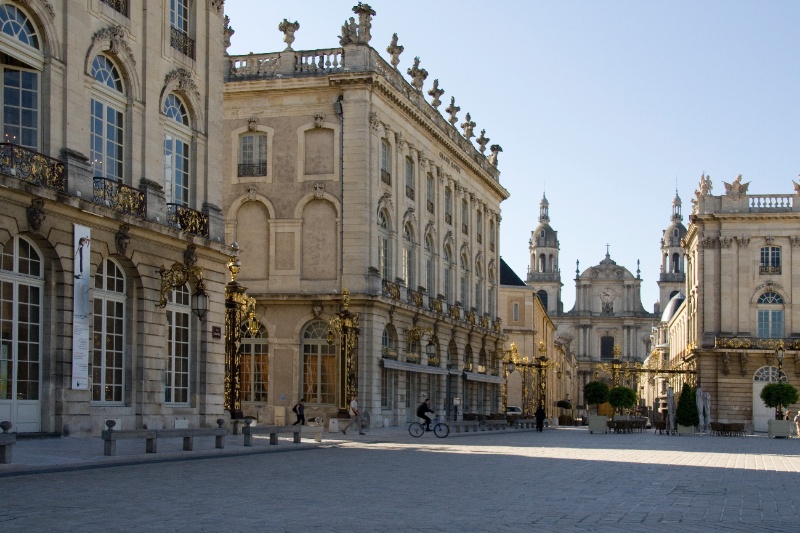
[424,233,435,295]
[671,252,680,273]
[90,56,125,181]
[443,244,453,303]
[380,138,391,185]
[163,93,191,207]
[754,366,785,383]
[538,253,546,273]
[240,322,268,402]
[381,325,397,358]
[757,291,784,338]
[302,320,336,405]
[402,223,415,288]
[165,284,191,404]
[377,209,390,280]
[537,290,548,311]
[0,236,43,428]
[0,4,41,149]
[92,258,126,403]
[238,133,267,176]
[460,252,469,308]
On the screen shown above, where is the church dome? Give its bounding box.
[532,222,558,248]
[660,291,685,323]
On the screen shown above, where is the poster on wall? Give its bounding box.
[72,224,91,390]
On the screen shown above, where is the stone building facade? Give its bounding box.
[667,175,800,431]
[0,0,230,435]
[222,5,508,426]
[524,195,656,410]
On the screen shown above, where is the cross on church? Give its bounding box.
[606,243,610,255]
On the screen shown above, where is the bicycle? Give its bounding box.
[408,416,449,438]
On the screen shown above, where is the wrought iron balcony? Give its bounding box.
[93,177,146,217]
[166,203,209,238]
[237,162,267,177]
[427,200,434,214]
[170,27,195,59]
[0,142,67,192]
[445,213,452,225]
[760,265,781,275]
[714,336,800,350]
[380,169,391,185]
[100,0,128,16]
[405,185,415,200]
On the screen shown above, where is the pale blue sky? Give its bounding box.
[224,0,800,310]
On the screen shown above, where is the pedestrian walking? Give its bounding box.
[535,404,546,432]
[341,394,365,435]
[794,411,800,438]
[292,398,305,425]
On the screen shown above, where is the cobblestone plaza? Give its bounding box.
[2,427,799,532]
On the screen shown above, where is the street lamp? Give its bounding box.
[776,341,786,381]
[535,340,549,410]
[224,246,257,419]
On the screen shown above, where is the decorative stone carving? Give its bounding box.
[723,174,749,200]
[210,0,225,15]
[278,19,300,50]
[428,79,444,109]
[737,235,750,247]
[476,129,489,153]
[247,117,258,131]
[313,113,325,128]
[246,185,258,201]
[165,68,199,97]
[353,2,375,43]
[765,235,774,245]
[313,182,325,199]
[92,26,135,65]
[719,236,733,248]
[722,352,730,375]
[488,145,503,168]
[739,352,748,377]
[312,303,323,318]
[377,192,393,214]
[445,97,460,126]
[182,245,199,269]
[115,224,131,256]
[18,0,54,18]
[403,207,417,230]
[224,15,234,54]
[790,236,800,247]
[369,112,380,131]
[340,17,358,45]
[394,131,404,148]
[794,178,800,195]
[696,173,712,197]
[386,33,404,69]
[460,113,475,139]
[407,57,428,93]
[26,198,45,231]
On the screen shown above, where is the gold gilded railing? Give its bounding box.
[93,177,146,217]
[714,336,800,350]
[0,143,66,191]
[167,203,209,238]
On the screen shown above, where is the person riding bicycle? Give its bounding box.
[416,398,434,431]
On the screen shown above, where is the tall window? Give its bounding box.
[600,336,615,360]
[424,233,435,295]
[302,320,336,404]
[461,199,469,235]
[671,252,680,273]
[757,291,784,338]
[163,94,191,206]
[443,244,453,303]
[475,261,483,314]
[92,258,126,403]
[402,223,415,288]
[537,290,548,312]
[444,188,452,225]
[0,236,43,403]
[90,56,124,181]
[488,266,496,316]
[165,284,191,404]
[512,302,519,322]
[489,219,495,252]
[760,246,781,275]
[377,209,390,280]
[380,138,391,185]
[426,173,435,213]
[476,211,483,244]
[238,134,267,177]
[460,252,469,308]
[405,157,414,200]
[0,4,41,150]
[169,0,194,58]
[240,322,268,402]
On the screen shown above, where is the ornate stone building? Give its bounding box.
[524,195,656,410]
[663,175,800,431]
[0,0,229,434]
[222,5,508,426]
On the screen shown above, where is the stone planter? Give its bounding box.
[676,424,695,436]
[768,419,792,439]
[588,415,608,434]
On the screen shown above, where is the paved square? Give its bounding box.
[1,427,799,532]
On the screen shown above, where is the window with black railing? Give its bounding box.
[101,0,129,17]
[760,246,781,274]
[170,0,194,59]
[381,168,391,185]
[238,162,267,177]
[0,143,66,191]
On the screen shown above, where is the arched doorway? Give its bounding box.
[752,366,784,432]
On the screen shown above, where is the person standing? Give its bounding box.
[292,398,305,426]
[535,404,546,432]
[341,394,365,435]
[794,411,800,438]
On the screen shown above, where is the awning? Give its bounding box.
[463,371,504,384]
[381,358,449,375]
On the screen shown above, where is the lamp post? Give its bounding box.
[224,248,258,420]
[775,340,786,419]
[535,340,549,410]
[326,288,360,412]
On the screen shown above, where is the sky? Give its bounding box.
[223,0,800,311]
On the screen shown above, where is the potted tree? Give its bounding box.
[608,386,637,417]
[761,382,799,438]
[556,399,573,426]
[584,381,610,434]
[675,383,700,435]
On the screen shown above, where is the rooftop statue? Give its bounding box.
[428,79,444,108]
[461,113,475,140]
[445,97,460,126]
[407,56,428,92]
[278,19,299,51]
[386,33,404,68]
[723,174,749,200]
